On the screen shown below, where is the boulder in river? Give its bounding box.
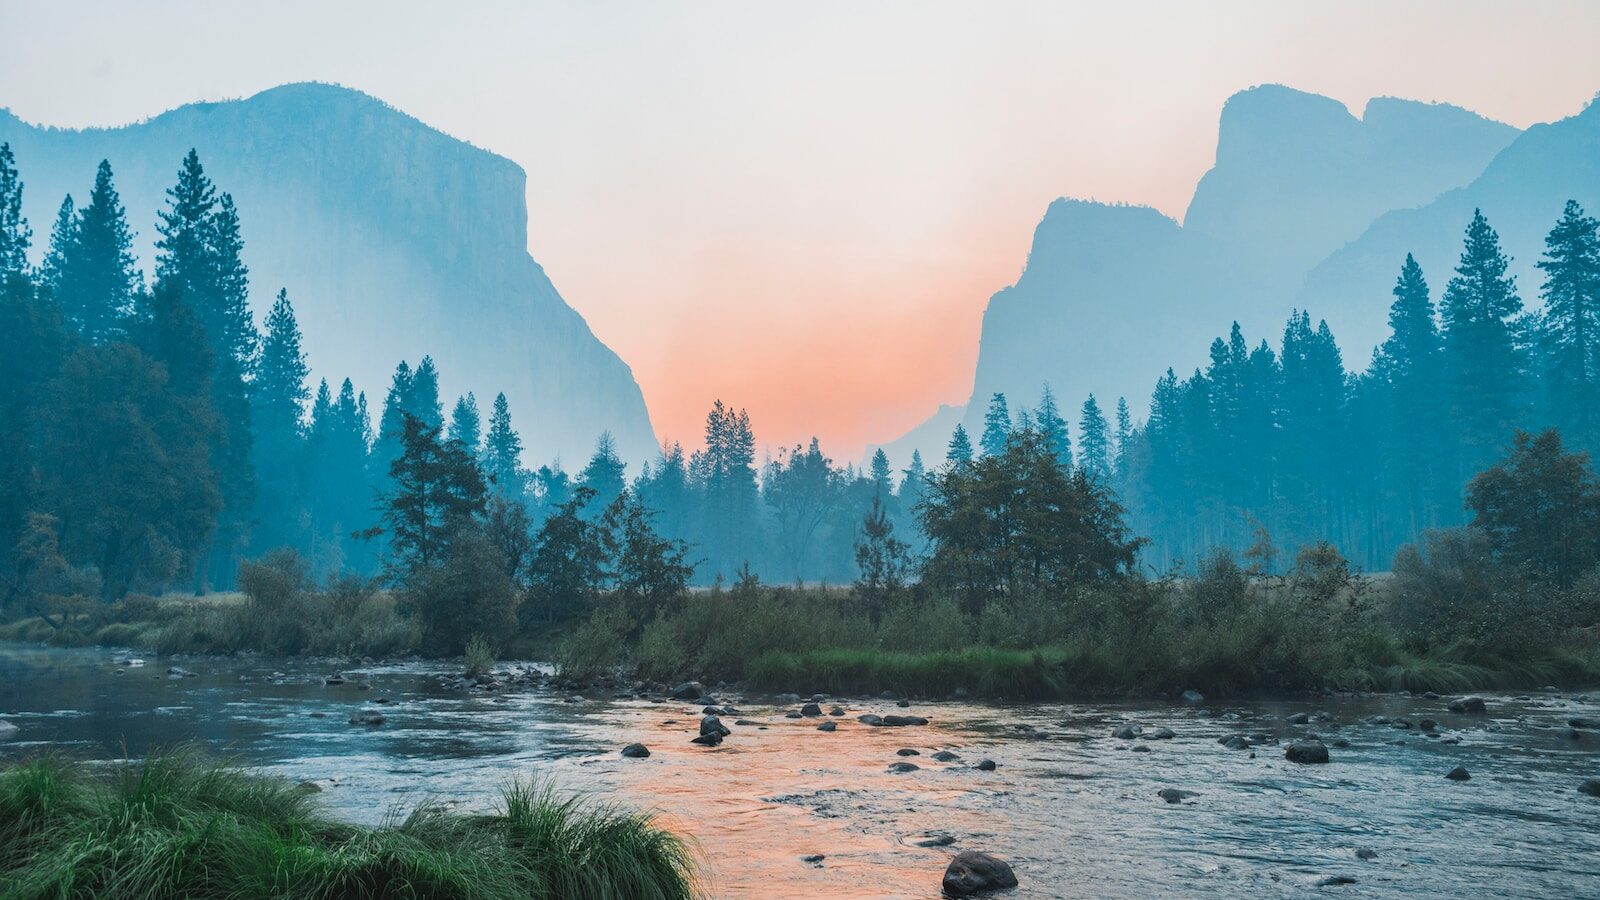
[1579,778,1600,797]
[1447,696,1487,714]
[1158,788,1197,804]
[690,732,722,747]
[888,762,920,773]
[817,721,837,732]
[1316,875,1357,887]
[1284,740,1329,764]
[670,682,704,701]
[620,743,651,758]
[897,748,920,756]
[976,759,997,771]
[1445,766,1471,781]
[830,706,846,716]
[1355,848,1377,860]
[882,715,928,727]
[858,714,884,726]
[1148,727,1176,740]
[700,715,731,737]
[942,850,1018,896]
[1220,735,1251,751]
[801,702,822,717]
[916,832,956,847]
[932,750,961,762]
[348,710,386,726]
[1112,724,1142,740]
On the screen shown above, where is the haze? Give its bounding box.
[5,0,1600,456]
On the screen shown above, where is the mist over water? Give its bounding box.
[4,644,1597,898]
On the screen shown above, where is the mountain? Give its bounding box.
[1301,95,1600,358]
[0,82,657,469]
[875,85,1519,467]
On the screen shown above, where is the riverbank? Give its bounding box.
[0,751,695,899]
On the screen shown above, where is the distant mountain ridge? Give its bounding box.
[876,85,1524,467]
[0,82,658,469]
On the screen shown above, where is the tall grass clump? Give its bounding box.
[0,751,697,900]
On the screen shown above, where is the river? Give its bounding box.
[1,643,1597,898]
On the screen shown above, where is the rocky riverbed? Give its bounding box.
[2,643,1598,897]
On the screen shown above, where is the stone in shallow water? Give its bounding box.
[1579,778,1600,797]
[932,751,960,762]
[1447,696,1486,714]
[896,748,920,756]
[975,759,997,771]
[1445,766,1471,781]
[1316,875,1357,887]
[942,850,1018,896]
[817,721,836,732]
[620,743,650,758]
[915,832,956,847]
[1158,788,1197,803]
[887,762,920,773]
[1284,740,1329,764]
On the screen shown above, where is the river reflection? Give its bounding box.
[2,643,1598,898]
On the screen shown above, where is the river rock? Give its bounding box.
[1419,719,1438,731]
[1355,848,1377,860]
[897,748,921,756]
[1131,745,1151,753]
[942,850,1019,896]
[348,710,386,726]
[1113,724,1142,740]
[888,761,920,773]
[1285,740,1329,764]
[801,702,822,716]
[785,711,803,719]
[690,732,722,746]
[1158,788,1197,803]
[1220,735,1251,751]
[620,743,651,758]
[916,832,957,847]
[1448,696,1487,714]
[897,698,911,708]
[1579,778,1600,797]
[1316,875,1357,887]
[882,715,928,727]
[801,854,825,864]
[1287,712,1310,724]
[670,682,704,701]
[700,715,731,737]
[830,706,846,716]
[976,759,997,771]
[858,714,884,726]
[0,720,18,741]
[1445,766,1471,781]
[1182,689,1205,703]
[1148,727,1176,740]
[932,750,960,762]
[817,721,836,732]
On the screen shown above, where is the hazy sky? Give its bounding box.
[6,1,1600,457]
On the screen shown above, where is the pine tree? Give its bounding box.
[483,392,525,497]
[1374,254,1449,539]
[946,423,973,465]
[58,161,140,342]
[409,356,445,431]
[250,289,311,554]
[1034,384,1072,468]
[869,448,892,491]
[449,393,482,459]
[1113,397,1132,484]
[1441,209,1527,476]
[578,431,627,512]
[1078,394,1111,482]
[899,449,927,509]
[979,392,1011,457]
[39,196,75,295]
[0,143,29,281]
[308,377,375,576]
[1537,200,1600,452]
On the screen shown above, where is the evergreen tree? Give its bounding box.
[899,449,927,509]
[39,196,75,294]
[763,438,837,581]
[483,392,525,497]
[946,424,974,465]
[869,448,893,491]
[1536,200,1600,452]
[1373,254,1449,540]
[979,392,1011,457]
[698,400,760,578]
[372,360,415,481]
[1113,397,1132,484]
[1078,394,1111,482]
[578,431,627,513]
[372,414,488,578]
[250,289,310,554]
[1034,384,1072,468]
[449,393,482,460]
[307,377,375,576]
[57,161,140,342]
[1441,209,1527,477]
[409,355,445,431]
[0,143,29,281]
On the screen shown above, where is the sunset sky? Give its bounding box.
[7,1,1600,458]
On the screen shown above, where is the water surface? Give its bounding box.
[2,643,1598,898]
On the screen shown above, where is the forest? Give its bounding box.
[3,143,1600,695]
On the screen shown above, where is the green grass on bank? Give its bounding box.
[0,751,697,900]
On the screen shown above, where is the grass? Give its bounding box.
[0,751,697,900]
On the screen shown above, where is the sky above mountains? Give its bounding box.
[7,1,1600,458]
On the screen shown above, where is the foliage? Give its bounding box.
[0,752,696,900]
